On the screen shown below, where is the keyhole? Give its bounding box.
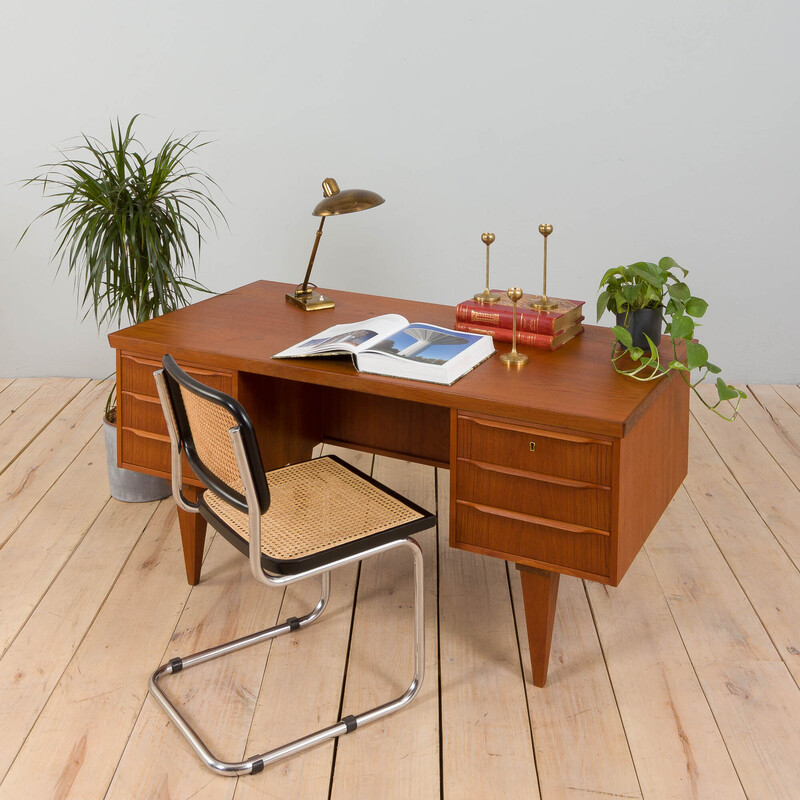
[529,442,536,452]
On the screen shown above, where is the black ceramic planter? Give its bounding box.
[615,307,663,349]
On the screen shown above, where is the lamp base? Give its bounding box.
[286,289,335,311]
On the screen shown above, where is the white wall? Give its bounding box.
[2,0,798,382]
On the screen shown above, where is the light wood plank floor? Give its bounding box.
[1,378,799,800]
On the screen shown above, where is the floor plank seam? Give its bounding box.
[0,497,160,793]
[581,579,645,800]
[0,379,93,480]
[678,482,800,696]
[434,468,446,800]
[740,384,800,494]
[689,407,800,577]
[0,496,114,661]
[327,560,361,800]
[504,561,543,800]
[0,379,90,479]
[0,430,115,651]
[101,501,221,800]
[640,543,751,799]
[236,582,286,771]
[0,379,109,550]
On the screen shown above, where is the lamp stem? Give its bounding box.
[299,216,326,294]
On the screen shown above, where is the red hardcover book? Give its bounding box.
[456,293,584,335]
[454,320,584,351]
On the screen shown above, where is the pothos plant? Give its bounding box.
[20,115,225,421]
[597,257,745,420]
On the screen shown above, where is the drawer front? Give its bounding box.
[458,414,612,485]
[119,354,233,398]
[455,500,609,578]
[119,428,199,483]
[122,391,169,436]
[456,460,611,532]
[120,428,171,475]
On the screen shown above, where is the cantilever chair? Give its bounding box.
[150,354,435,776]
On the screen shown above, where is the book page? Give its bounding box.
[273,314,409,358]
[361,322,487,366]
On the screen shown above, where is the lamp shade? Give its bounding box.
[312,177,385,216]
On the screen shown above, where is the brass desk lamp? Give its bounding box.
[287,177,385,311]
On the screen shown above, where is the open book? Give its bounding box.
[273,314,495,385]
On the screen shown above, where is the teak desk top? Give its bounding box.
[110,279,671,438]
[109,280,689,687]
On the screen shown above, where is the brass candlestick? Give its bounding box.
[474,232,501,304]
[499,287,529,366]
[531,223,558,311]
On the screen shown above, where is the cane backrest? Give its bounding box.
[160,354,270,514]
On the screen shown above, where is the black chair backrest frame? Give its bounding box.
[160,354,270,515]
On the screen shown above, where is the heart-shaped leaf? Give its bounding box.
[668,281,691,302]
[685,296,708,318]
[685,340,709,370]
[599,267,626,288]
[613,325,633,348]
[670,313,695,340]
[716,378,740,401]
[659,256,688,276]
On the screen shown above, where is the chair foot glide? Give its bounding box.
[342,714,358,733]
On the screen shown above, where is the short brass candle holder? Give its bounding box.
[499,287,529,366]
[474,232,501,304]
[531,223,558,312]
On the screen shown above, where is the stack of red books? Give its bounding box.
[455,293,585,351]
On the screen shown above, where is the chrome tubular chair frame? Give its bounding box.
[150,366,428,776]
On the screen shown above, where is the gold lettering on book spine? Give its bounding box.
[471,310,502,324]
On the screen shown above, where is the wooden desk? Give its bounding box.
[108,280,688,686]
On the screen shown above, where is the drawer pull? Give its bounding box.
[529,441,535,452]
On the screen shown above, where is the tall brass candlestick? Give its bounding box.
[499,287,529,366]
[474,232,501,304]
[531,223,558,311]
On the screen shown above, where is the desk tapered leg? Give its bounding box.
[178,484,207,586]
[516,565,560,687]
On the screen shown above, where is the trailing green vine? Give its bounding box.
[598,257,745,421]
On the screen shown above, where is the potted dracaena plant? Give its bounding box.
[597,257,745,420]
[20,115,225,500]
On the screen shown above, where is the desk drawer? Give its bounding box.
[119,427,199,484]
[122,391,168,436]
[456,459,611,532]
[119,354,233,398]
[455,501,609,578]
[458,414,611,485]
[120,427,171,475]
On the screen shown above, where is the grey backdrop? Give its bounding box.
[2,0,798,382]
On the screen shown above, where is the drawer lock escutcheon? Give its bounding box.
[529,441,535,452]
